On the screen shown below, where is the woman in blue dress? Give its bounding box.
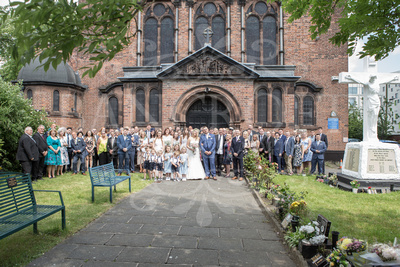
[179,147,188,181]
[45,129,62,178]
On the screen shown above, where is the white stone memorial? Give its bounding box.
[339,57,400,186]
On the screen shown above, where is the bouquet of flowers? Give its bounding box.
[289,200,307,217]
[164,140,172,147]
[350,180,360,188]
[285,221,326,247]
[327,249,350,267]
[337,237,367,253]
[370,243,399,262]
[190,143,198,155]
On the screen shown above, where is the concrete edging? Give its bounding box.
[245,177,308,267]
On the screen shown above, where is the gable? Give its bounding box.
[157,45,259,80]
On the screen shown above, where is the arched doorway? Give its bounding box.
[186,95,230,129]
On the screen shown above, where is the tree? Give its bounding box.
[2,0,145,78]
[348,102,363,141]
[281,0,400,60]
[2,0,399,78]
[0,78,49,171]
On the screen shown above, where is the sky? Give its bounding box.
[0,0,399,73]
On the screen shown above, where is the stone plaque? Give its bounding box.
[367,149,398,174]
[344,148,360,172]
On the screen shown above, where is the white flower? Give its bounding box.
[299,225,315,234]
[309,235,326,245]
[382,247,398,260]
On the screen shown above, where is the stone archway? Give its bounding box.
[172,85,242,128]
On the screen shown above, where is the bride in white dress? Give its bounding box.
[186,129,205,180]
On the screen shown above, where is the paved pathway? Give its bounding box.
[28,177,297,266]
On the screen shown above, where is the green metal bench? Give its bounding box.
[0,172,65,240]
[89,163,131,203]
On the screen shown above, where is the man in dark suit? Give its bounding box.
[258,128,267,156]
[318,127,328,174]
[200,126,217,180]
[71,131,87,175]
[231,129,245,181]
[265,131,274,162]
[32,125,48,180]
[273,132,284,173]
[248,124,257,140]
[117,127,132,175]
[16,126,40,180]
[107,130,119,169]
[66,127,73,172]
[128,130,139,173]
[283,131,295,175]
[92,128,99,167]
[310,133,327,175]
[215,128,225,176]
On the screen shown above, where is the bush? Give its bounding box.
[0,79,49,171]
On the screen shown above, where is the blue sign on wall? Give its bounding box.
[328,118,339,129]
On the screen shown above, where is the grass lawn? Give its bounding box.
[0,172,152,267]
[274,175,400,243]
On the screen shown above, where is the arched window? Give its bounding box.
[272,88,282,122]
[263,16,277,65]
[149,89,159,122]
[195,17,208,50]
[136,89,145,122]
[257,88,268,122]
[109,97,119,126]
[160,17,174,63]
[74,93,77,112]
[143,18,158,66]
[246,16,260,64]
[246,2,277,64]
[27,89,33,100]
[294,96,299,125]
[53,90,59,111]
[212,16,225,53]
[143,3,175,66]
[303,96,314,125]
[194,2,226,52]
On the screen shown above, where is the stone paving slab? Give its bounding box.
[27,177,298,266]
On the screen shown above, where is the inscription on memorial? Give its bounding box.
[344,148,360,172]
[367,149,398,174]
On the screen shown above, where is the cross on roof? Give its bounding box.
[203,27,213,46]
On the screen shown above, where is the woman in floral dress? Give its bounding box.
[57,129,70,176]
[85,130,95,171]
[293,135,304,175]
[45,129,61,178]
[223,133,233,178]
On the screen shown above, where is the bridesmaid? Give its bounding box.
[45,129,61,178]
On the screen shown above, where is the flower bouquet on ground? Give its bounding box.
[327,249,350,267]
[337,237,368,267]
[284,221,326,248]
[350,180,360,188]
[367,243,400,262]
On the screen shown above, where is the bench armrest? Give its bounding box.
[33,190,65,207]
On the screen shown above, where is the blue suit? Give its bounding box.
[273,138,284,172]
[129,134,139,172]
[117,135,132,174]
[310,140,327,175]
[71,137,86,174]
[200,133,216,177]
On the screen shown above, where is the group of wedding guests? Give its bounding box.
[16,123,329,182]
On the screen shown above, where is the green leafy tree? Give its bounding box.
[2,0,399,77]
[281,0,400,60]
[0,78,49,171]
[348,102,363,140]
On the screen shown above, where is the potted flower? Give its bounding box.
[326,249,350,267]
[289,200,307,231]
[284,221,326,259]
[350,180,360,193]
[337,237,368,266]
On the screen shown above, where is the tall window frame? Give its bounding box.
[272,88,282,123]
[149,89,160,123]
[53,90,60,111]
[194,2,226,53]
[303,96,314,125]
[257,88,268,123]
[245,1,278,65]
[136,88,145,123]
[27,89,33,100]
[108,97,119,126]
[143,3,175,66]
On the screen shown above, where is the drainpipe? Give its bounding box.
[279,4,284,65]
[240,3,245,63]
[137,11,142,66]
[227,3,231,57]
[188,2,193,54]
[175,6,179,62]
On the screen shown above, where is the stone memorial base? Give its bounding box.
[338,141,400,191]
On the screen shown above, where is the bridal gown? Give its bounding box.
[187,140,205,180]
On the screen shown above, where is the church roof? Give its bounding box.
[119,45,300,82]
[17,58,86,90]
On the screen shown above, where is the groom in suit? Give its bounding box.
[200,126,217,180]
[231,129,245,181]
[310,133,327,175]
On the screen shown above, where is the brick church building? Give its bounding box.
[18,0,348,158]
